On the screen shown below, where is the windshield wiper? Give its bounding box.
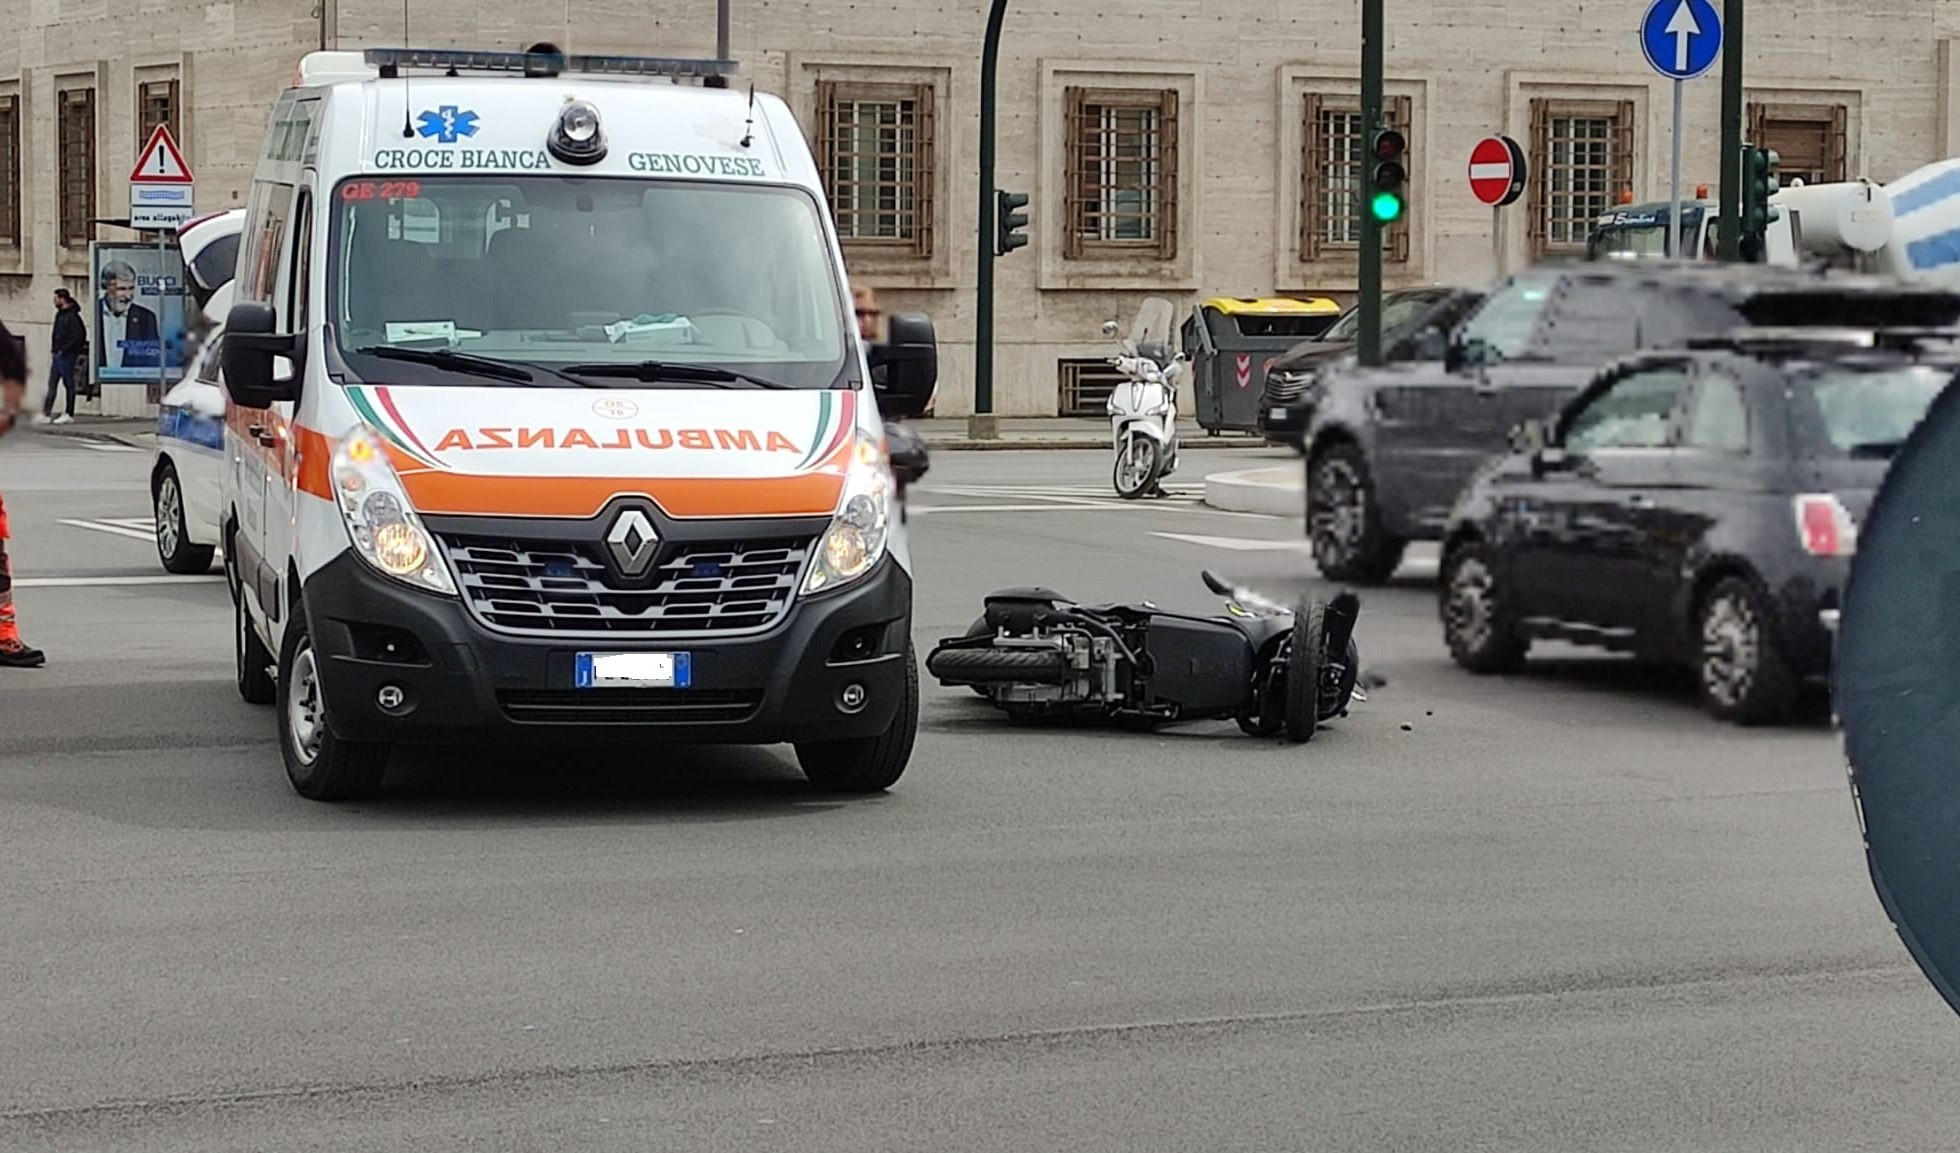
[556,360,798,390]
[354,345,550,386]
[1846,439,1906,459]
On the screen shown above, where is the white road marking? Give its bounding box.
[1151,531,1443,576]
[78,441,144,453]
[1144,533,1309,552]
[15,574,225,588]
[58,518,161,543]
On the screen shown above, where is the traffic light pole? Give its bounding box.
[970,0,1009,439]
[1717,0,1743,260]
[1357,0,1383,367]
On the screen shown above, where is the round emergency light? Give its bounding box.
[549,100,607,165]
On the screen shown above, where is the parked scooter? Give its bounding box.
[1103,296,1184,500]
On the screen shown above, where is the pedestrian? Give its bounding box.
[41,288,85,425]
[0,316,45,668]
[852,283,882,344]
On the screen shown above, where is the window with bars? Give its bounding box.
[1300,93,1411,263]
[1527,98,1635,258]
[1746,101,1848,188]
[814,79,935,257]
[138,78,181,151]
[0,95,19,247]
[1057,357,1129,416]
[1063,86,1179,260]
[58,86,96,249]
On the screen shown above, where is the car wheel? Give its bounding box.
[278,607,391,801]
[154,461,216,575]
[1696,576,1798,725]
[235,587,276,705]
[795,643,920,793]
[1440,542,1529,674]
[1308,443,1405,584]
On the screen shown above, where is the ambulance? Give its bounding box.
[220,46,939,801]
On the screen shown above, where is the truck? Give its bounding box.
[1584,157,1960,292]
[1586,177,1895,271]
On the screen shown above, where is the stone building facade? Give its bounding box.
[2,0,1959,416]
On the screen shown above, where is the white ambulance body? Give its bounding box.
[221,47,938,801]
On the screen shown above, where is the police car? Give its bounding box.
[151,208,243,573]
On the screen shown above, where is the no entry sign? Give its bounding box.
[1468,135,1527,207]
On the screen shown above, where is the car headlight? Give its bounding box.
[803,435,891,595]
[330,425,457,596]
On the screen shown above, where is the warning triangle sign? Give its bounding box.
[129,124,193,184]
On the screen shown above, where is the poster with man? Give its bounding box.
[88,243,191,386]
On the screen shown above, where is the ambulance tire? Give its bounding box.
[795,642,919,793]
[277,608,391,802]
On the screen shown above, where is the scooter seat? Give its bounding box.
[982,586,1074,607]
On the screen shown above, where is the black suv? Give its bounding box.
[1437,330,1960,724]
[1300,261,1960,583]
[1258,287,1484,450]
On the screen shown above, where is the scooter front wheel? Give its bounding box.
[1113,434,1164,500]
[1284,600,1326,744]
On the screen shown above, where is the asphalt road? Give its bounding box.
[2,431,1956,1152]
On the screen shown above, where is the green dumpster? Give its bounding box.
[1183,297,1343,435]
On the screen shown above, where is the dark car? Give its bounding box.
[1435,330,1960,724]
[1301,261,1960,583]
[1257,287,1482,450]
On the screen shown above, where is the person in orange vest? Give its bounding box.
[0,317,45,668]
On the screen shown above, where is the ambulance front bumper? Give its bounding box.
[299,550,913,747]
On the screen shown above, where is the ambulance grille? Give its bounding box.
[438,534,814,636]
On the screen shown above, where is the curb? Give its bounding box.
[37,426,153,449]
[1203,465,1304,516]
[921,437,1269,452]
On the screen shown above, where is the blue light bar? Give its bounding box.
[361,47,737,80]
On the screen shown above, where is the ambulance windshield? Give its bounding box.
[328,176,851,389]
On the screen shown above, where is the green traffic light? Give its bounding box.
[1370,191,1403,222]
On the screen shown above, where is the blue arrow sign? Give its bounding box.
[1640,0,1722,80]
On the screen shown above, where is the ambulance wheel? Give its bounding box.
[796,643,919,793]
[234,588,276,706]
[278,609,391,801]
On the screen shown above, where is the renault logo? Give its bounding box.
[605,509,660,578]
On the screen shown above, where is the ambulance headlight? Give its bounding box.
[549,101,607,165]
[331,425,457,596]
[803,436,891,595]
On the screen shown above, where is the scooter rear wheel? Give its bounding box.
[1284,600,1326,744]
[1113,434,1164,500]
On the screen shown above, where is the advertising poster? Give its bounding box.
[88,242,192,393]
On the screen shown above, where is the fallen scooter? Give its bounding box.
[925,571,1363,742]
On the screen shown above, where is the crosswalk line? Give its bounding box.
[59,518,159,543]
[1151,532,1306,551]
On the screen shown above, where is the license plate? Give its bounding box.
[575,652,692,689]
[1270,407,1288,421]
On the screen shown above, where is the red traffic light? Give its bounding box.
[1372,129,1406,161]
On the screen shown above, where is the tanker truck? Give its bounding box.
[1586,176,1894,269]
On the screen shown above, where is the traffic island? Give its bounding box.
[1203,466,1304,516]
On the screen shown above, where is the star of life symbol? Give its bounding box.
[415,106,480,144]
[606,509,660,579]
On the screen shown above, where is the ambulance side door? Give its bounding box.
[262,181,313,642]
[226,177,283,614]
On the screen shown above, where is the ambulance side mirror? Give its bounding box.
[221,302,301,410]
[868,312,937,419]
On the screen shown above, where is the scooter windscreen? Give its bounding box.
[1129,296,1177,369]
[1836,364,1960,1022]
